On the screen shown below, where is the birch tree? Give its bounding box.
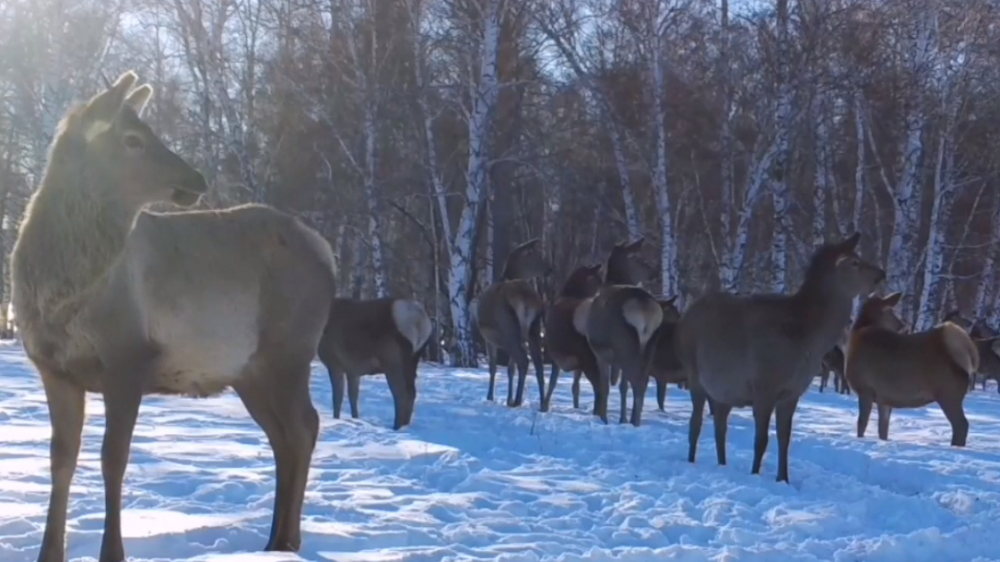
[331,0,389,297]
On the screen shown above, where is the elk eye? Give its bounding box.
[123,133,145,152]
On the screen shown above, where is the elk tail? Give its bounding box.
[622,295,664,353]
[392,299,434,354]
[940,321,980,380]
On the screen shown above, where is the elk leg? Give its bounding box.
[234,380,292,550]
[618,371,629,424]
[541,364,560,412]
[819,370,828,392]
[571,370,581,409]
[595,357,612,423]
[508,343,530,408]
[37,368,85,562]
[99,357,149,562]
[774,398,797,483]
[857,394,873,438]
[273,365,319,551]
[385,360,411,430]
[404,356,418,427]
[628,363,650,427]
[329,368,345,419]
[347,374,361,419]
[937,396,969,447]
[711,401,732,466]
[876,403,892,441]
[610,365,621,387]
[486,343,498,402]
[656,377,667,411]
[750,399,775,476]
[528,317,545,406]
[687,387,707,463]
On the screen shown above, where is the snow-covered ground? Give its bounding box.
[2,341,1000,562]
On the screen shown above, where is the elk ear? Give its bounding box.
[882,292,902,307]
[123,84,154,117]
[625,237,645,253]
[838,231,861,254]
[81,71,140,141]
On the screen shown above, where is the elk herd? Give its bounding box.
[10,73,1000,562]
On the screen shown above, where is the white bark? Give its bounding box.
[650,16,677,298]
[363,101,388,297]
[812,94,832,245]
[887,12,935,321]
[915,135,953,331]
[447,0,505,367]
[975,191,1000,322]
[852,92,866,234]
[770,0,792,293]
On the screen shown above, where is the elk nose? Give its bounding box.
[875,269,887,283]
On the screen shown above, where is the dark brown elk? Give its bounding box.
[677,232,884,483]
[643,296,684,411]
[318,297,433,430]
[576,238,663,426]
[10,72,337,562]
[473,238,552,407]
[539,263,604,413]
[846,293,978,446]
[943,310,1000,392]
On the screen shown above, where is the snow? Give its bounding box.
[2,340,1000,562]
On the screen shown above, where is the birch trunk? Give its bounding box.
[717,0,737,290]
[770,0,792,293]
[887,13,934,321]
[362,99,388,297]
[975,194,1000,322]
[915,135,953,331]
[813,94,832,245]
[650,18,676,298]
[447,0,504,367]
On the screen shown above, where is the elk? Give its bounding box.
[10,72,338,562]
[818,345,849,394]
[575,238,662,426]
[318,297,433,430]
[643,296,683,412]
[676,232,884,483]
[540,263,604,413]
[473,238,552,407]
[846,293,978,446]
[943,310,1000,392]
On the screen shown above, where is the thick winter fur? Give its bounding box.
[581,238,662,426]
[318,297,432,430]
[11,72,337,562]
[540,264,604,413]
[676,232,885,483]
[643,297,684,411]
[846,293,975,447]
[475,238,552,407]
[943,310,1000,392]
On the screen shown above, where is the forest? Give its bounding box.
[0,0,997,366]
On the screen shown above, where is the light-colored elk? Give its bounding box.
[318,297,433,430]
[473,238,552,407]
[676,232,885,483]
[574,238,662,426]
[10,72,337,562]
[847,293,979,446]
